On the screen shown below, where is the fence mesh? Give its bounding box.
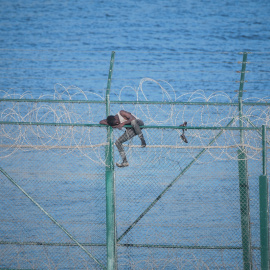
[0,124,108,269]
[0,99,269,269]
[114,128,264,269]
[0,52,269,269]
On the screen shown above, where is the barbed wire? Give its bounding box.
[0,79,269,164]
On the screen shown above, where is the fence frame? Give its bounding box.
[0,51,269,270]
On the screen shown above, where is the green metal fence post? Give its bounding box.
[237,52,252,270]
[262,125,267,176]
[259,125,269,270]
[238,149,252,270]
[238,52,247,144]
[105,51,117,270]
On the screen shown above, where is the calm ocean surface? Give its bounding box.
[0,1,270,269]
[0,0,269,100]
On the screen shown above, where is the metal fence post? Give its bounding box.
[237,52,252,270]
[105,51,117,270]
[259,125,269,270]
[238,149,252,270]
[238,52,247,145]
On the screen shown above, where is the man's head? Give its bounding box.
[107,115,118,126]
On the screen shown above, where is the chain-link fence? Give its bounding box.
[114,126,268,270]
[0,101,269,270]
[0,124,108,269]
[0,51,269,269]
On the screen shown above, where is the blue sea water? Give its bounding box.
[0,0,269,100]
[0,1,270,269]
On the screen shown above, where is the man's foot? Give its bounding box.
[141,137,146,147]
[116,162,129,168]
[139,134,146,147]
[181,134,188,143]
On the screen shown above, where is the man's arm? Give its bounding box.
[99,118,121,129]
[99,119,108,125]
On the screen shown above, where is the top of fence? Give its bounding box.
[0,51,269,132]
